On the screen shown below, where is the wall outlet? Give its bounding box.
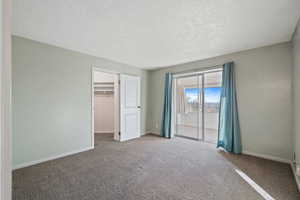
[155,122,158,129]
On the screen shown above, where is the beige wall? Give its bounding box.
[147,42,293,161]
[94,94,114,133]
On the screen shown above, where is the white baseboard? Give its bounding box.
[13,146,94,170]
[120,135,141,142]
[141,132,147,136]
[144,131,160,136]
[291,162,300,192]
[94,131,114,134]
[242,151,291,164]
[141,132,154,136]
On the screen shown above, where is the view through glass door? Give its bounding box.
[175,70,222,143]
[175,75,202,140]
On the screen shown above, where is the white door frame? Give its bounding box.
[91,67,120,146]
[1,0,12,199]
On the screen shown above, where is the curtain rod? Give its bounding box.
[170,64,219,76]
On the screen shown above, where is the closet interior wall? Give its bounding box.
[94,71,115,134]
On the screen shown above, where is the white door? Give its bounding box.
[120,74,141,141]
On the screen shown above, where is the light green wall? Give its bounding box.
[12,36,148,168]
[12,34,295,167]
[147,42,293,161]
[292,19,300,167]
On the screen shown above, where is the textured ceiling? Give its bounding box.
[13,0,300,69]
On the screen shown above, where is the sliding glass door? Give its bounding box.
[175,70,222,143]
[175,76,202,140]
[203,71,222,143]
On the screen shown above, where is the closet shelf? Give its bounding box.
[94,89,114,92]
[94,81,114,94]
[94,85,114,88]
[94,82,114,87]
[94,90,114,95]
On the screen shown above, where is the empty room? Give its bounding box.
[1,0,300,199]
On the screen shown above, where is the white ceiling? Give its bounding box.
[13,0,300,69]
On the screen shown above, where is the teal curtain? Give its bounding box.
[217,62,242,153]
[161,73,173,138]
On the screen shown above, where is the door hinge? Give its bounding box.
[119,132,121,136]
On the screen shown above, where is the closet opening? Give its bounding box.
[92,69,120,145]
[92,68,141,145]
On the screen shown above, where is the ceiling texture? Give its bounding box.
[13,0,300,69]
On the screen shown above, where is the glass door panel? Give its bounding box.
[175,76,200,139]
[174,70,222,143]
[203,71,222,143]
[198,75,203,140]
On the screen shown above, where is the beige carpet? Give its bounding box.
[13,134,300,200]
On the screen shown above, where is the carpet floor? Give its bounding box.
[13,134,300,200]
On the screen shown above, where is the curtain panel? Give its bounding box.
[161,73,173,138]
[217,62,242,153]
